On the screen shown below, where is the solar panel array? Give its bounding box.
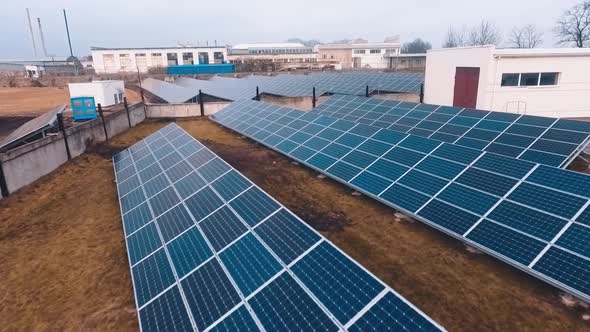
[166,72,424,102]
[140,78,200,103]
[113,123,443,331]
[0,104,66,152]
[212,99,590,303]
[313,95,590,168]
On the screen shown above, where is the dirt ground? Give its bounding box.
[0,87,142,117]
[1,118,589,331]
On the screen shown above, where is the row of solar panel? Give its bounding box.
[113,124,443,331]
[313,95,590,168]
[211,100,590,302]
[170,72,424,102]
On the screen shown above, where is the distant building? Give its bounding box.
[424,46,590,118]
[0,57,82,78]
[227,43,317,69]
[91,46,228,74]
[385,54,426,71]
[317,39,401,70]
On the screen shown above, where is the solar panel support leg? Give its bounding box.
[57,113,71,160]
[256,86,260,101]
[199,90,205,117]
[98,103,109,141]
[312,87,316,108]
[365,85,369,97]
[124,97,132,128]
[420,83,424,103]
[0,159,9,197]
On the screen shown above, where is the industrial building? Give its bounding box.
[0,57,83,78]
[227,43,317,69]
[90,46,228,74]
[424,46,590,118]
[317,38,401,70]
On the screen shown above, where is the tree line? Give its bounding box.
[287,0,589,53]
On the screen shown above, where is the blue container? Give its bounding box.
[71,96,97,121]
[166,63,234,75]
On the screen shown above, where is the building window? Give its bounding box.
[119,54,131,69]
[182,52,194,65]
[135,53,147,69]
[520,73,540,86]
[501,73,520,86]
[353,49,366,54]
[103,54,115,70]
[540,72,559,86]
[151,53,163,67]
[369,49,381,54]
[501,72,560,87]
[198,52,210,64]
[166,53,178,66]
[213,52,224,64]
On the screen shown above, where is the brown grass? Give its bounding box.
[0,118,588,331]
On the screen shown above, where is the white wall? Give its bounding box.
[92,47,228,73]
[425,46,590,118]
[68,81,125,106]
[353,48,399,69]
[424,46,494,109]
[487,56,590,117]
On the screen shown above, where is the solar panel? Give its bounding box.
[168,72,425,101]
[0,105,66,152]
[212,99,590,303]
[313,95,590,168]
[113,123,443,331]
[139,78,199,103]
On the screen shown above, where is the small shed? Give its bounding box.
[68,80,125,107]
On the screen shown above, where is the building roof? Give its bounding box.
[91,46,226,51]
[231,43,307,49]
[318,42,401,50]
[428,45,590,58]
[493,47,590,58]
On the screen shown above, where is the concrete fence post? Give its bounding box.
[56,113,71,160]
[199,90,205,117]
[97,103,109,141]
[124,97,132,128]
[420,83,425,104]
[0,159,9,197]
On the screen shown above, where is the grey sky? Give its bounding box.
[0,0,583,59]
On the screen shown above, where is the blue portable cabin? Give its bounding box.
[71,96,97,121]
[166,63,234,75]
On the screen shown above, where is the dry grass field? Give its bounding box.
[0,118,589,331]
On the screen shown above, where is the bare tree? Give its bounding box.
[401,38,432,53]
[468,20,502,46]
[555,1,590,47]
[443,26,467,48]
[509,25,544,48]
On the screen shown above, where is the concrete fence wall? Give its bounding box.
[0,103,147,198]
[147,102,230,118]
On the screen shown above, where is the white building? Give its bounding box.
[91,46,228,74]
[227,43,316,66]
[317,39,401,70]
[424,46,590,118]
[68,80,126,106]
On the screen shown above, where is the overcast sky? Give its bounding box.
[0,0,583,59]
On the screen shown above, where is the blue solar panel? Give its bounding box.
[211,99,590,303]
[114,123,442,331]
[311,95,590,168]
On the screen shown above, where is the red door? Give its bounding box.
[453,67,480,109]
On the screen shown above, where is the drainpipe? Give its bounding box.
[490,55,500,112]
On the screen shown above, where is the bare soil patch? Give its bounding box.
[0,118,588,331]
